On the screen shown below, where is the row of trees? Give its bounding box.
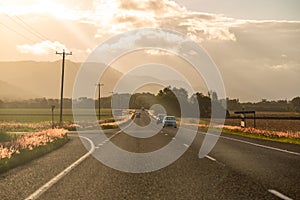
[1,87,299,116]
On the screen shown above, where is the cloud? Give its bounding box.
[145,49,172,56]
[77,0,240,42]
[17,40,67,55]
[270,64,289,70]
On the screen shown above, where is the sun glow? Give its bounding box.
[0,0,86,20]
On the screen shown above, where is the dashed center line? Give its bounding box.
[183,144,189,148]
[268,189,293,200]
[164,134,168,136]
[205,155,217,162]
[172,137,176,140]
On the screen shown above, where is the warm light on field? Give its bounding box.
[0,129,67,159]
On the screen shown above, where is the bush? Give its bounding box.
[0,136,69,174]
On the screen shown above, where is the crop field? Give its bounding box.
[226,111,300,132]
[229,111,300,118]
[0,108,114,132]
[223,118,300,132]
[197,111,300,133]
[0,108,113,123]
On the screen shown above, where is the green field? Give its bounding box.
[0,108,113,123]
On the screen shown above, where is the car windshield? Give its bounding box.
[166,117,175,120]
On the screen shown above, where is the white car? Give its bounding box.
[156,114,166,124]
[162,116,177,128]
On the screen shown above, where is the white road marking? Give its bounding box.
[183,144,189,148]
[25,136,95,200]
[220,135,300,156]
[181,127,300,156]
[205,155,217,162]
[95,146,100,149]
[165,134,168,136]
[268,189,293,200]
[172,137,176,140]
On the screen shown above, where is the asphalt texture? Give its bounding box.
[1,110,299,200]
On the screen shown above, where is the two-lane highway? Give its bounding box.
[1,110,299,199]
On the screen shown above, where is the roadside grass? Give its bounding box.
[221,128,300,145]
[0,131,19,143]
[0,108,127,173]
[0,136,69,174]
[181,118,300,145]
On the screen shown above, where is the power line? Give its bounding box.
[4,14,61,52]
[0,21,37,42]
[15,15,51,41]
[5,14,46,42]
[6,14,50,40]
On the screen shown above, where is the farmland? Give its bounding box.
[0,108,113,122]
[195,111,300,133]
[0,108,113,132]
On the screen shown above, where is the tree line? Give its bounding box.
[0,87,299,117]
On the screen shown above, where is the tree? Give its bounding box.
[291,97,300,112]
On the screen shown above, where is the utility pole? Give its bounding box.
[96,83,104,120]
[56,49,72,126]
[51,105,55,129]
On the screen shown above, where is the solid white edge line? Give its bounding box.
[205,155,216,162]
[24,136,95,200]
[219,135,300,156]
[268,189,293,200]
[192,128,300,156]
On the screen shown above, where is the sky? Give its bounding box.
[0,0,299,102]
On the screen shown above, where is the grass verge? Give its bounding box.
[184,125,300,145]
[0,136,69,174]
[0,131,18,142]
[221,128,300,145]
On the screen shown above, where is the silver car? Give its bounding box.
[162,116,177,128]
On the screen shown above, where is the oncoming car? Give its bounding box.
[156,114,166,124]
[162,116,177,128]
[135,112,141,118]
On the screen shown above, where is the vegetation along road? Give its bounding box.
[0,111,299,199]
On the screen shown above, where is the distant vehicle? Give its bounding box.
[141,107,145,111]
[135,112,141,118]
[162,116,177,128]
[157,114,166,124]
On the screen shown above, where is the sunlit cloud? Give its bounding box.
[0,0,90,20]
[2,0,299,44]
[86,0,239,42]
[17,40,67,55]
[270,64,289,70]
[145,49,172,56]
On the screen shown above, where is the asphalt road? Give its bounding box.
[1,111,299,200]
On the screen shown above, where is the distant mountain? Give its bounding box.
[0,80,40,100]
[0,61,123,99]
[0,60,204,100]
